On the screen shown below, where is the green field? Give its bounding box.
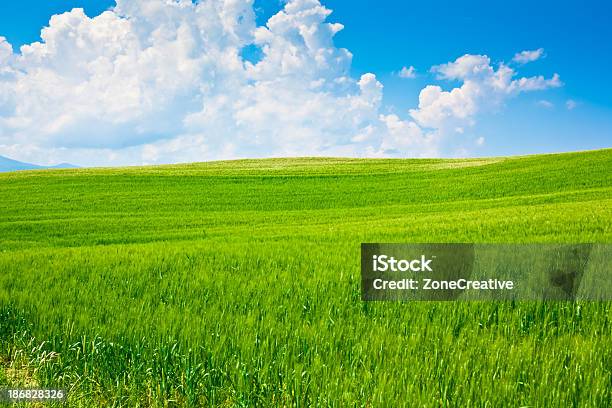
[0,149,611,407]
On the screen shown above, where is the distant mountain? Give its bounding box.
[48,162,79,169]
[0,155,78,172]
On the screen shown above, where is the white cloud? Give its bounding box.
[0,0,436,165]
[566,99,578,110]
[0,1,563,166]
[509,73,562,92]
[0,37,12,63]
[378,114,436,156]
[513,48,545,64]
[410,54,561,135]
[433,54,493,80]
[398,66,416,78]
[537,100,554,109]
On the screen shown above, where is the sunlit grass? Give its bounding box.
[0,149,611,407]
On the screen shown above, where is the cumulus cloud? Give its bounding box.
[0,0,433,164]
[398,66,416,79]
[513,48,545,64]
[0,1,562,165]
[566,99,578,110]
[410,54,561,136]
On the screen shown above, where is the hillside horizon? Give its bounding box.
[1,148,609,173]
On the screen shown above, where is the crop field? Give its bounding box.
[0,149,611,407]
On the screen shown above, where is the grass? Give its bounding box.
[0,149,611,407]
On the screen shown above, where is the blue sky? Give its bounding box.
[0,0,610,165]
[327,0,612,156]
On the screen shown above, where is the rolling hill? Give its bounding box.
[0,149,610,407]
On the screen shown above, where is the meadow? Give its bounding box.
[0,149,611,407]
